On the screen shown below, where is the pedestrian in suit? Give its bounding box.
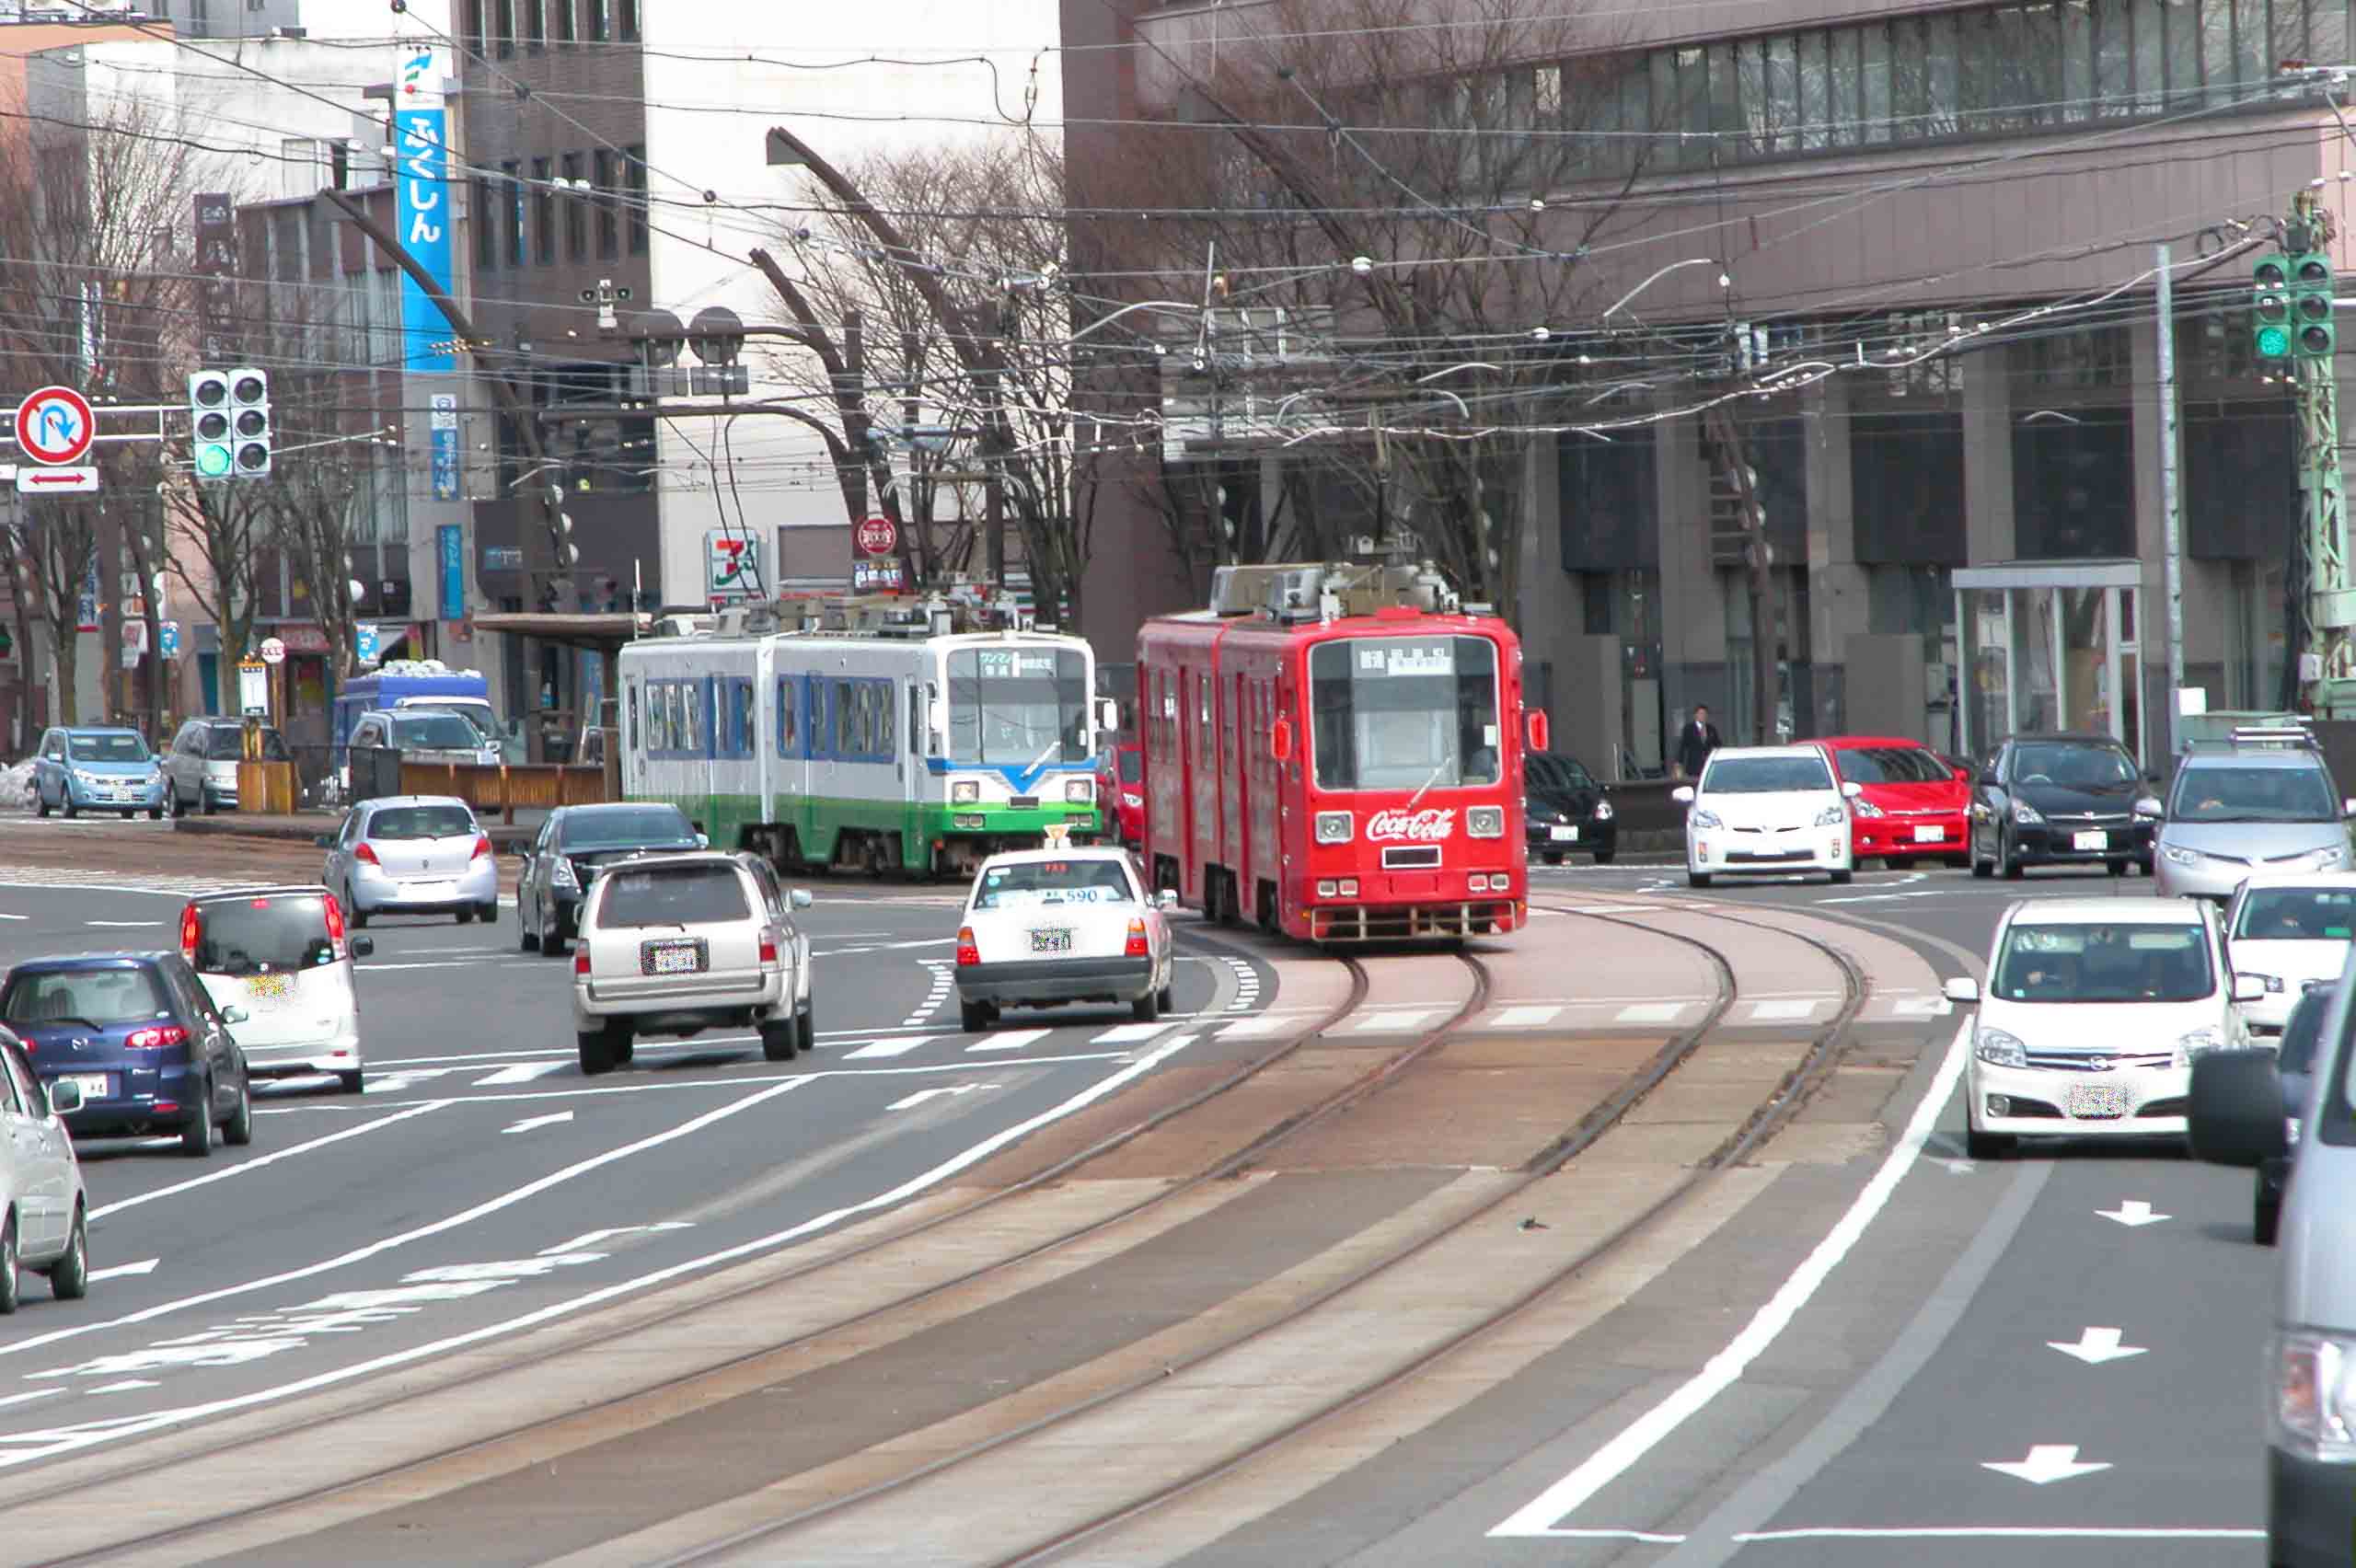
[1675,705,1722,779]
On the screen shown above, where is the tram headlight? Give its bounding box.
[951,779,981,804]
[1314,811,1353,844]
[1066,778,1093,803]
[1467,806,1505,838]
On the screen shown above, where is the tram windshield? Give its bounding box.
[947,647,1091,767]
[1309,636,1501,792]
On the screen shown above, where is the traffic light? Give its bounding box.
[2288,236,2336,361]
[188,370,233,481]
[228,368,271,478]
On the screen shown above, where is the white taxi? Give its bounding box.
[1945,895,2259,1158]
[955,837,1176,1033]
[2222,870,2356,1036]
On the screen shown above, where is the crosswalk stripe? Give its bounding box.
[1613,1002,1688,1025]
[1743,998,1822,1023]
[474,1061,567,1086]
[1487,1005,1565,1029]
[844,1036,932,1060]
[1349,1009,1438,1033]
[966,1028,1054,1053]
[1218,1015,1288,1038]
[1089,1021,1172,1044]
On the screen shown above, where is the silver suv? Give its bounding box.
[2154,730,2354,901]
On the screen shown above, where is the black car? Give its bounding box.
[1969,732,2160,879]
[1524,751,1617,866]
[0,952,253,1158]
[2257,982,2334,1246]
[518,802,708,957]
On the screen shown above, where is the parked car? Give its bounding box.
[2154,731,2354,902]
[181,885,374,1093]
[1945,894,2253,1159]
[1523,750,1617,865]
[519,801,706,957]
[346,708,502,769]
[31,727,166,820]
[955,845,1176,1032]
[570,850,813,1074]
[162,718,292,816]
[318,796,499,927]
[0,952,254,1158]
[1815,734,1972,870]
[1969,732,2158,879]
[0,1029,89,1311]
[1096,742,1145,848]
[1674,744,1861,888]
[2222,871,2356,1036]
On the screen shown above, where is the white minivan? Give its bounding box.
[0,1029,88,1312]
[181,885,375,1094]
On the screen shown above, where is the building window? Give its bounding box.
[494,0,514,58]
[560,151,586,258]
[523,0,544,51]
[503,160,525,268]
[552,0,574,43]
[473,175,496,269]
[463,0,484,57]
[531,156,554,263]
[619,0,639,41]
[624,143,648,255]
[593,148,618,258]
[588,0,610,42]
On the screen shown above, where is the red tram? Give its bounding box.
[1137,561,1539,942]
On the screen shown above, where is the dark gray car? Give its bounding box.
[517,802,706,957]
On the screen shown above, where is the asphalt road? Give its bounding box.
[0,857,1276,1485]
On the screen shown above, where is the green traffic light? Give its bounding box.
[194,444,231,478]
[2259,325,2292,358]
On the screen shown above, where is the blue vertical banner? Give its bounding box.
[393,40,455,373]
[430,392,459,501]
[437,525,464,621]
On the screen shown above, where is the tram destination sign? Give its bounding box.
[1358,640,1454,676]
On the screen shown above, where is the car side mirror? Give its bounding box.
[695,833,710,849]
[2234,974,2269,1004]
[790,888,813,910]
[221,1005,248,1025]
[45,1078,82,1115]
[1841,780,1863,799]
[1670,785,1695,804]
[313,834,333,848]
[1978,771,2002,789]
[1952,767,1972,785]
[1097,698,1121,734]
[1943,976,1981,1006]
[2343,797,2356,819]
[351,935,375,958]
[2189,1049,2291,1167]
[1157,888,1179,911]
[2133,795,2164,817]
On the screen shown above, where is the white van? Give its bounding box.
[180,886,375,1093]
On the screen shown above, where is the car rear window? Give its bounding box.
[368,804,476,840]
[1834,745,1950,785]
[598,865,750,927]
[206,728,290,761]
[2,967,171,1027]
[560,807,695,850]
[973,859,1137,911]
[191,895,336,974]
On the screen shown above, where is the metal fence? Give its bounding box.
[348,744,403,804]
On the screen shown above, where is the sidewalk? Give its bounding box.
[174,809,546,850]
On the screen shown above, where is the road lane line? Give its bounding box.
[87,1102,448,1223]
[1612,1002,1688,1025]
[474,1062,567,1086]
[1487,1005,1565,1029]
[1729,1527,2264,1542]
[965,1029,1053,1054]
[1087,1022,1171,1044]
[0,1078,812,1363]
[1490,1018,1973,1539]
[0,1032,1201,1469]
[843,1036,934,1060]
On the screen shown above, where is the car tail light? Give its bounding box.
[323,894,346,944]
[125,1024,191,1050]
[355,842,380,866]
[759,931,779,965]
[574,948,591,977]
[179,903,200,964]
[1125,917,1149,957]
[956,926,980,966]
[471,834,492,861]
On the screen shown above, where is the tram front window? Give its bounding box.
[1310,636,1500,791]
[947,648,1091,767]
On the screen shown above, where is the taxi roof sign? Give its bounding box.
[1041,822,1074,848]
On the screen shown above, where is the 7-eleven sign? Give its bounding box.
[705,531,761,600]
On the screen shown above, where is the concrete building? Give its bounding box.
[1064,0,2342,778]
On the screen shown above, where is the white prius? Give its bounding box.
[1675,744,1860,888]
[2222,871,2356,1037]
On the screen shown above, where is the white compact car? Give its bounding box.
[570,851,812,1075]
[955,845,1176,1032]
[1675,744,1861,888]
[0,1029,88,1312]
[1946,895,2258,1158]
[182,885,375,1093]
[2222,871,2356,1036]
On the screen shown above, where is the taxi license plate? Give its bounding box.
[1912,825,1945,843]
[62,1073,109,1101]
[2067,1083,2129,1120]
[1549,825,1578,841]
[1031,928,1074,955]
[2073,830,2108,851]
[649,943,700,974]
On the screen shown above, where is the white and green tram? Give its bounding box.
[618,626,1108,875]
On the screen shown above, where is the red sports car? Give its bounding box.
[1097,741,1145,847]
[1816,734,1974,869]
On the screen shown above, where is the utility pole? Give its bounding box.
[985,291,1013,587]
[1703,402,1777,746]
[2156,243,2187,754]
[2258,190,2351,716]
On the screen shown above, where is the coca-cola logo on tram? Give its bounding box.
[1366,807,1455,843]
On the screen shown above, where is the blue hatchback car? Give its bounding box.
[0,953,254,1157]
[31,727,167,820]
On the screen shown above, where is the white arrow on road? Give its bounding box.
[886,1083,996,1112]
[1982,1445,2113,1484]
[86,1258,157,1283]
[2096,1200,2170,1228]
[2048,1326,2148,1365]
[502,1111,574,1136]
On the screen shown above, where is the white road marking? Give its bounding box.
[0,1389,61,1412]
[85,1259,159,1283]
[88,1379,159,1393]
[0,1032,1202,1471]
[1218,1015,1288,1038]
[1350,1009,1437,1033]
[85,919,161,928]
[0,1078,812,1364]
[966,1029,1053,1053]
[88,1102,446,1222]
[1730,1527,2262,1543]
[1090,1021,1172,1044]
[1741,999,1822,1023]
[2047,1327,2147,1365]
[0,913,25,920]
[1489,1018,1971,1539]
[501,1111,574,1135]
[475,1061,567,1087]
[537,1222,691,1256]
[844,1036,934,1060]
[1981,1445,2112,1484]
[886,1083,996,1112]
[1612,1002,1688,1025]
[2096,1200,2169,1227]
[1488,1005,1564,1029]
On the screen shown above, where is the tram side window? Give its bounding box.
[730,679,755,757]
[681,683,702,755]
[776,676,798,757]
[626,682,639,751]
